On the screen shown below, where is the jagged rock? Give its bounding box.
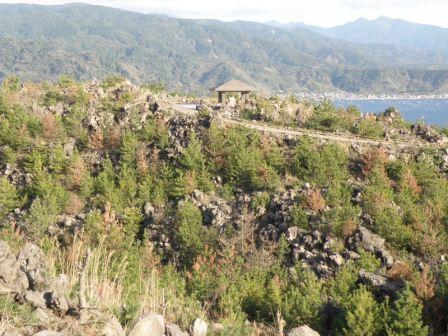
[359,270,404,296]
[189,190,232,230]
[1,330,22,336]
[190,318,207,336]
[329,253,344,267]
[347,226,394,268]
[166,324,188,336]
[286,226,303,241]
[101,316,125,336]
[33,332,65,336]
[129,312,165,336]
[290,230,343,278]
[24,290,47,309]
[45,291,70,314]
[18,242,47,289]
[412,124,442,143]
[33,307,53,325]
[24,290,69,314]
[0,241,29,295]
[211,323,224,333]
[287,325,320,336]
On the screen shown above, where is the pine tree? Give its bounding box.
[386,285,428,336]
[341,285,378,336]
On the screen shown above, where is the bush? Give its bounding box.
[0,177,21,220]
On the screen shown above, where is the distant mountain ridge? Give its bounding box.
[1,3,448,94]
[268,17,448,57]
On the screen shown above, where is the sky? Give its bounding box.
[1,0,448,27]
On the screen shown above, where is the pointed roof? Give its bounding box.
[214,79,256,92]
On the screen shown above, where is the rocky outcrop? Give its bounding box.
[189,190,233,230]
[0,241,29,295]
[18,242,47,290]
[288,228,344,278]
[101,316,126,336]
[190,318,207,336]
[288,325,320,336]
[128,312,165,336]
[347,226,394,268]
[166,324,189,336]
[412,124,444,143]
[358,270,405,296]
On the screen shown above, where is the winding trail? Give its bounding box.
[171,103,433,149]
[220,118,426,149]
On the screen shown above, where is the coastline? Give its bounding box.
[295,93,448,100]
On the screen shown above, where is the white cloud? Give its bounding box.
[1,0,448,27]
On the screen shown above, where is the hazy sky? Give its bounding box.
[2,0,448,27]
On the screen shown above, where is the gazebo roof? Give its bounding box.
[214,79,256,92]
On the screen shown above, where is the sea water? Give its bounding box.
[332,99,448,127]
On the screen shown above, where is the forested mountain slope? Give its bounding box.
[1,3,448,93]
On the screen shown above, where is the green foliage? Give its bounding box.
[250,192,270,211]
[280,266,324,329]
[292,138,348,195]
[101,75,125,90]
[0,177,21,220]
[3,75,20,92]
[208,126,280,191]
[385,285,428,336]
[340,285,379,336]
[290,204,309,229]
[175,201,207,267]
[354,119,384,138]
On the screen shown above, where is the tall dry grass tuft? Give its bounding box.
[43,235,204,330]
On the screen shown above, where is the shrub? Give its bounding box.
[385,285,428,336]
[0,177,21,220]
[175,201,206,267]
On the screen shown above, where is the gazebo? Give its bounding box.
[214,79,256,104]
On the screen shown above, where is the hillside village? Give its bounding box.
[1,76,448,335]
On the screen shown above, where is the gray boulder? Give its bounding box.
[129,312,165,336]
[2,330,22,336]
[190,318,207,336]
[18,242,47,289]
[101,316,125,336]
[288,325,320,336]
[359,270,404,296]
[166,324,188,336]
[348,226,394,268]
[0,241,29,295]
[24,290,47,309]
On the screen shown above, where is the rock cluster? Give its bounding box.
[411,124,444,143]
[287,228,344,278]
[189,190,233,230]
[0,241,73,335]
[288,325,320,336]
[347,226,394,268]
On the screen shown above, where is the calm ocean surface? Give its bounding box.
[332,99,448,127]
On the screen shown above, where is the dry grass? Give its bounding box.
[362,147,388,175]
[387,261,412,281]
[42,235,205,331]
[342,219,358,238]
[40,113,60,141]
[303,188,326,212]
[64,192,85,216]
[413,265,436,301]
[88,130,104,151]
[67,157,88,190]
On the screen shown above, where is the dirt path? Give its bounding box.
[170,103,429,149]
[220,118,426,148]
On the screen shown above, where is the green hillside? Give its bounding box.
[1,3,448,93]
